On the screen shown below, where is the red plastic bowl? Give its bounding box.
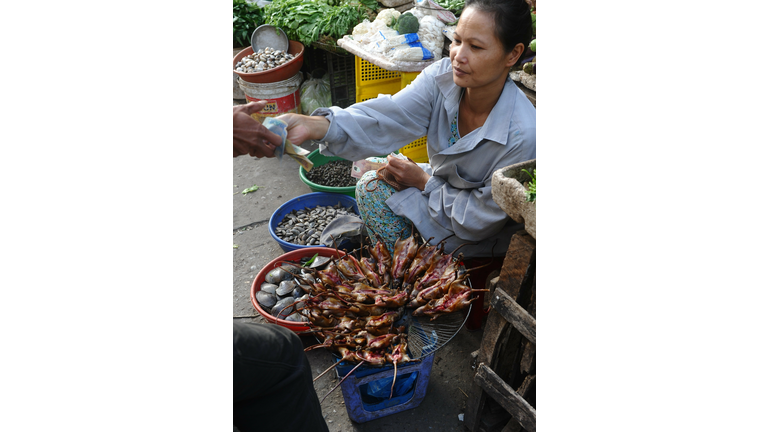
[233,40,305,84]
[251,247,348,332]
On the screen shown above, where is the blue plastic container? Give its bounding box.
[335,353,435,423]
[268,192,359,253]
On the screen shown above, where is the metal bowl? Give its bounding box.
[251,24,289,53]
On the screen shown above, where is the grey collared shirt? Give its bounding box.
[312,57,535,257]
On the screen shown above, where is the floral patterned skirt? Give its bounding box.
[355,157,413,255]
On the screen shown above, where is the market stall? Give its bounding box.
[233,0,537,429]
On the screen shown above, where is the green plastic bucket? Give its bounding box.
[299,149,357,198]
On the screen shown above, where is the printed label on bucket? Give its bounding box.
[245,89,300,117]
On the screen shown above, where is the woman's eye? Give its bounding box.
[471,45,481,50]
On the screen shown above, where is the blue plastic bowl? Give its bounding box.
[269,192,360,252]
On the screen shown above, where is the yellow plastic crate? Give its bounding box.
[355,57,401,102]
[400,71,420,88]
[400,136,428,163]
[398,71,426,162]
[354,58,427,162]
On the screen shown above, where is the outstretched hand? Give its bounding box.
[277,113,331,147]
[233,101,283,158]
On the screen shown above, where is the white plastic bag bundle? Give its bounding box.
[414,0,457,23]
[417,15,446,59]
[352,19,373,40]
[377,32,420,51]
[300,72,332,115]
[352,9,401,45]
[365,28,400,54]
[390,43,434,61]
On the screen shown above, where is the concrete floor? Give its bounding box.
[232,96,486,430]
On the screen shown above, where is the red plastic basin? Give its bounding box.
[233,40,305,84]
[251,247,348,333]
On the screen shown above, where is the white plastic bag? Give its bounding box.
[414,0,457,23]
[390,44,434,61]
[376,31,420,51]
[417,15,445,59]
[300,72,332,115]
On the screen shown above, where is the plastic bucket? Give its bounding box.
[237,73,303,116]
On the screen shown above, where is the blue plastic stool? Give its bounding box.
[335,353,435,423]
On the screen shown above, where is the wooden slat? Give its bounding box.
[520,340,536,375]
[490,288,536,344]
[464,309,511,430]
[501,418,522,432]
[465,232,536,432]
[475,364,536,432]
[517,374,536,401]
[496,233,535,300]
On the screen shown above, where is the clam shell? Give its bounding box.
[292,287,303,299]
[295,294,309,310]
[256,291,277,309]
[260,283,278,294]
[276,280,296,297]
[285,312,304,322]
[265,267,292,284]
[272,297,294,318]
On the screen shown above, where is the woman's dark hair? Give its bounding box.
[463,0,533,55]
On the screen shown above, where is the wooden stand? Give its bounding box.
[465,231,536,432]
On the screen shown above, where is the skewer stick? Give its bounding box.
[389,361,398,399]
[313,358,345,382]
[320,361,366,404]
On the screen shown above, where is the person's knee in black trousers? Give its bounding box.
[233,321,329,432]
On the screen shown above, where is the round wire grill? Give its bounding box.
[406,302,471,360]
[292,247,474,362]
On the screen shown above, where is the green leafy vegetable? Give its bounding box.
[521,169,536,203]
[241,185,260,194]
[433,0,465,14]
[233,0,264,48]
[264,0,377,47]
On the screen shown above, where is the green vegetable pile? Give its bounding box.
[233,0,264,48]
[264,0,378,47]
[433,0,465,14]
[521,169,536,203]
[394,12,419,34]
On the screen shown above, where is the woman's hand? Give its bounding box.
[277,113,331,146]
[233,101,282,158]
[385,155,431,191]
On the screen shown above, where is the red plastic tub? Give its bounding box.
[251,247,348,332]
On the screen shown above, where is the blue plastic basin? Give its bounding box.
[268,192,359,252]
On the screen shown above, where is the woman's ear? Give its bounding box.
[505,43,525,68]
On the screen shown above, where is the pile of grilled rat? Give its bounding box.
[263,229,489,398]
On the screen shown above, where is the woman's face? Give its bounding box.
[450,7,522,90]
